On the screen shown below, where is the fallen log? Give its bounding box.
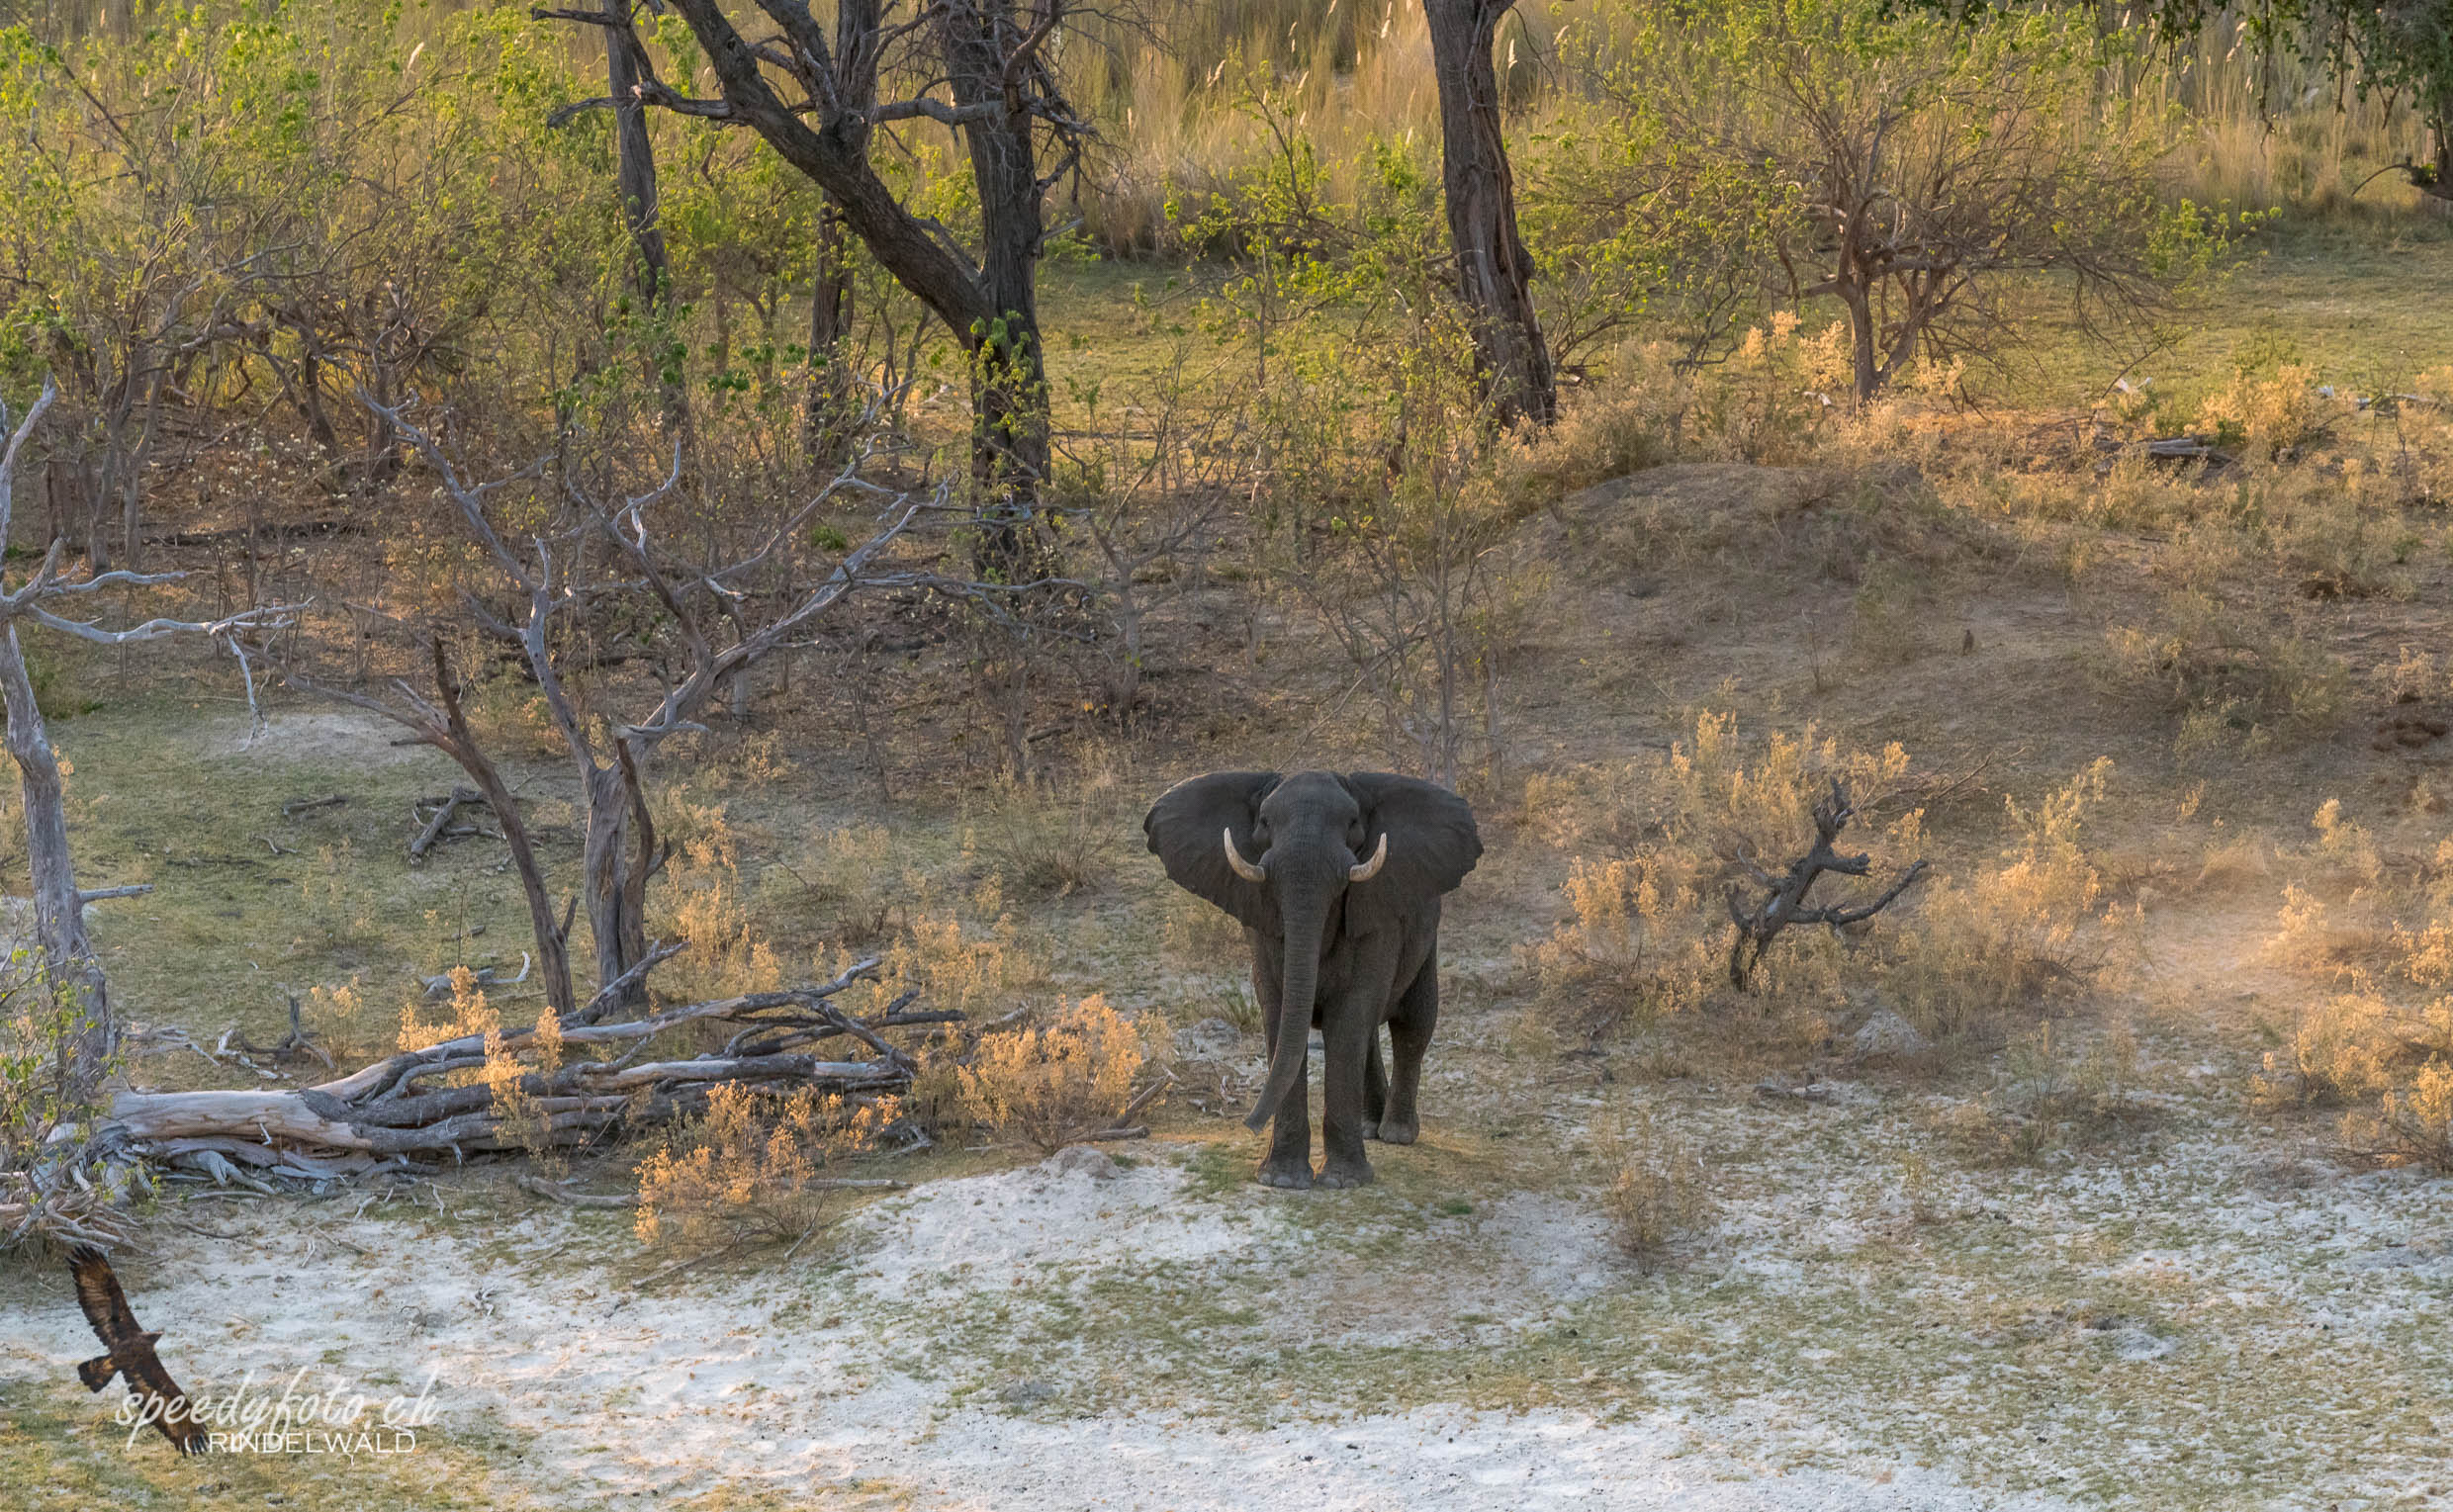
[409,787,485,859]
[102,953,955,1167]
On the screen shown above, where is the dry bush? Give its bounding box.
[2258,799,2410,980]
[1599,1108,1715,1274]
[1523,712,1919,1048]
[1685,313,1852,464]
[2096,589,2348,758]
[663,728,798,791]
[881,910,1048,1022]
[1493,377,1672,508]
[830,903,1057,1138]
[483,1004,566,1171]
[1880,759,2129,1046]
[2198,362,2340,458]
[396,964,500,1058]
[300,977,379,1065]
[634,1084,900,1256]
[954,994,1156,1154]
[2254,984,2453,1170]
[765,823,904,947]
[653,801,787,1001]
[1942,1018,2144,1164]
[967,769,1122,900]
[2253,817,2453,1170]
[1160,884,1249,967]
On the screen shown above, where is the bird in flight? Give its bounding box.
[67,1245,209,1454]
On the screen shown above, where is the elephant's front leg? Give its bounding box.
[1258,1050,1314,1188]
[1317,1001,1378,1188]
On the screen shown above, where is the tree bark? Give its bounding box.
[0,624,111,1102]
[945,1,1051,572]
[605,3,672,308]
[651,0,1052,541]
[804,198,857,469]
[604,0,682,428]
[429,641,577,1018]
[1424,0,1557,428]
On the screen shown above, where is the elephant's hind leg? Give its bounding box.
[1379,952,1440,1146]
[1363,1029,1388,1141]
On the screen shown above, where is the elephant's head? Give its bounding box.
[1143,769,1482,1132]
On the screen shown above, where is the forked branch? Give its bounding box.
[1724,779,1928,990]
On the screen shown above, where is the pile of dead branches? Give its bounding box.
[95,953,957,1187]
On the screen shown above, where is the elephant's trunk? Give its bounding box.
[1245,891,1324,1131]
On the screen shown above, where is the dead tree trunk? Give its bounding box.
[102,957,959,1169]
[286,396,934,1020]
[0,622,111,1098]
[0,381,290,1099]
[1424,0,1557,428]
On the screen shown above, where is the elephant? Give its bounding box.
[1143,769,1482,1189]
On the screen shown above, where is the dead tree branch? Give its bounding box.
[105,953,957,1165]
[1723,779,1928,990]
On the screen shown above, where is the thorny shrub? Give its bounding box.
[954,993,1157,1154]
[634,1085,901,1255]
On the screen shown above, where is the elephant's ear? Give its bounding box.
[1143,770,1279,931]
[1342,772,1483,935]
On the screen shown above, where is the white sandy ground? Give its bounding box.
[0,1150,2087,1511]
[5,1107,2452,1511]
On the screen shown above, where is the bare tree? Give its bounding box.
[539,0,1094,562]
[1424,0,1557,427]
[269,391,944,1014]
[0,382,292,1099]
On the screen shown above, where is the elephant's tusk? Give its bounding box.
[1348,832,1388,882]
[1223,828,1268,882]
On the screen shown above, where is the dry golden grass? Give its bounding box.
[1598,1108,1715,1274]
[634,1084,901,1255]
[966,769,1125,900]
[954,994,1158,1154]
